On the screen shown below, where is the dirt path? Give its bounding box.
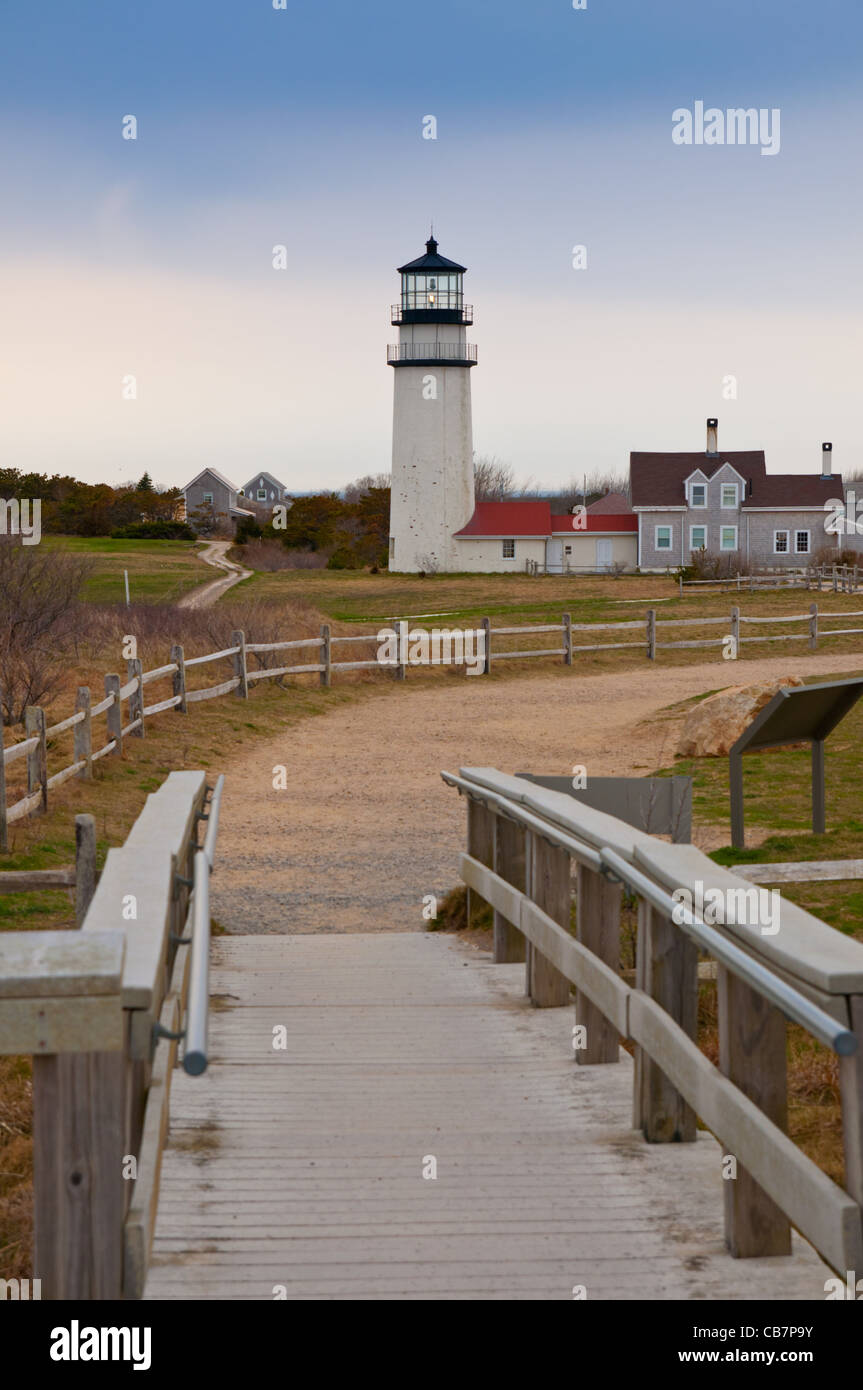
[178,540,252,609]
[210,650,863,934]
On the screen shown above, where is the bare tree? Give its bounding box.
[0,539,93,724]
[473,455,516,501]
[343,473,391,502]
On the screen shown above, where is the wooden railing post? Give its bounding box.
[466,796,495,929]
[33,1050,127,1298]
[104,674,122,756]
[171,644,187,714]
[730,605,740,657]
[231,630,248,698]
[481,617,491,675]
[0,686,7,853]
[839,995,863,1213]
[25,706,47,814]
[126,658,144,737]
[492,814,526,963]
[320,624,331,688]
[74,687,92,780]
[646,608,656,661]
[809,602,818,652]
[528,833,572,1008]
[575,864,621,1063]
[633,900,698,1141]
[717,966,791,1256]
[75,813,97,927]
[562,612,573,666]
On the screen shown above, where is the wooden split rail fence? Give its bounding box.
[680,564,862,595]
[0,770,221,1299]
[443,767,863,1274]
[3,602,863,841]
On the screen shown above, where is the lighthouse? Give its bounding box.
[387,236,477,573]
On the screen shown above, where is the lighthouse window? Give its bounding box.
[502,539,515,558]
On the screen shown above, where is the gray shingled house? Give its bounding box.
[183,468,255,536]
[630,420,846,572]
[239,471,290,505]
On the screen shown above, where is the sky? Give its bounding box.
[1,0,862,492]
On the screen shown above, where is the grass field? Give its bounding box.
[41,536,207,604]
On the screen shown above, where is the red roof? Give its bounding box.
[587,491,633,515]
[455,501,552,537]
[551,513,637,533]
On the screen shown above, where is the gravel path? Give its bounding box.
[178,540,252,609]
[210,650,863,934]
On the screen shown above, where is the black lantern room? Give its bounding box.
[392,237,473,325]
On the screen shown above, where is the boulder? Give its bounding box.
[676,676,806,758]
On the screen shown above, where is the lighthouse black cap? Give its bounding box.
[397,236,467,273]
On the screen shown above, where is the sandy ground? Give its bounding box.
[209,649,863,934]
[178,540,251,609]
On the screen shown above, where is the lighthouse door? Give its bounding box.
[546,539,564,574]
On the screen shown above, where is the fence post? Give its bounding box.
[679,573,683,597]
[717,966,791,1256]
[528,833,572,1008]
[839,995,863,1214]
[171,644,187,714]
[73,687,92,780]
[562,613,572,666]
[730,605,740,658]
[126,658,144,738]
[492,814,526,964]
[833,565,838,592]
[394,620,406,681]
[575,863,621,1064]
[32,1050,127,1298]
[231,630,248,699]
[809,602,818,652]
[25,706,47,815]
[320,624,331,688]
[481,617,491,675]
[0,684,7,853]
[646,608,656,661]
[104,674,122,756]
[75,813,97,927]
[466,796,495,929]
[633,900,698,1141]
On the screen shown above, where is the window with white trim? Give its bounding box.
[257,489,267,500]
[502,538,515,558]
[721,483,738,508]
[774,530,789,554]
[690,483,706,508]
[795,530,810,554]
[720,526,738,550]
[655,526,672,550]
[690,525,706,551]
[203,492,213,505]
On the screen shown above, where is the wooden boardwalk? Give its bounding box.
[146,932,830,1301]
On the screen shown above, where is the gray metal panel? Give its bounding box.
[730,678,863,755]
[516,774,692,843]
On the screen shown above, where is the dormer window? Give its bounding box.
[690,483,706,508]
[721,483,739,508]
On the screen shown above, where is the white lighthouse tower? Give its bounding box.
[388,235,477,572]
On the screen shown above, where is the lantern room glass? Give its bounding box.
[401,272,463,311]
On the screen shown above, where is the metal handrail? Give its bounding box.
[443,769,858,1058]
[387,342,478,362]
[600,849,857,1057]
[183,773,225,1075]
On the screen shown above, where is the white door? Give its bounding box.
[546,539,564,573]
[596,539,613,571]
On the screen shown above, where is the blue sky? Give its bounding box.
[1,1,862,489]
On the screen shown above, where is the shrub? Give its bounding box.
[0,539,93,724]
